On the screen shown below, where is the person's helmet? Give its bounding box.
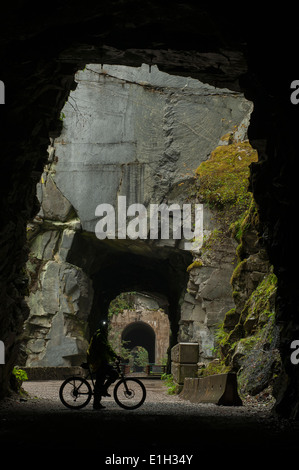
[97,320,108,334]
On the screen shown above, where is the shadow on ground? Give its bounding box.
[1,394,299,460]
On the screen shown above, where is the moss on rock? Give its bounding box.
[192,133,280,398]
[196,139,258,213]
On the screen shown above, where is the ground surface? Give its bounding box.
[1,378,298,463]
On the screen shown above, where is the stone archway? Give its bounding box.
[122,321,156,364]
[108,294,170,365]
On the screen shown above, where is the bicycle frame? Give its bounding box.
[82,360,128,394]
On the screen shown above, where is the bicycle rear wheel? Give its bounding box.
[114,378,146,410]
[59,376,92,410]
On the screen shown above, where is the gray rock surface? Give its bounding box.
[24,64,252,367]
[53,64,252,232]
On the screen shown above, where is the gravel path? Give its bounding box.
[1,379,298,455]
[1,377,275,416]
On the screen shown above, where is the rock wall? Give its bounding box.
[22,64,253,368]
[52,64,251,230]
[198,197,281,399]
[179,236,237,360]
[23,225,93,366]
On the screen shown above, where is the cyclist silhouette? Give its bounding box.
[87,322,120,409]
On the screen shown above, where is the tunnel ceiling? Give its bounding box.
[1,2,299,419]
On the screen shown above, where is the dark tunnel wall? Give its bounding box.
[0,3,299,418]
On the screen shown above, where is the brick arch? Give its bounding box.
[109,308,170,365]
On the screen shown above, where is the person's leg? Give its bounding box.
[103,364,118,393]
[94,367,106,409]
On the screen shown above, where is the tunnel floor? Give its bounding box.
[1,380,299,460]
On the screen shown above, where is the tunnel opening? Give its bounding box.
[66,233,191,351]
[107,291,170,371]
[122,321,156,366]
[21,61,270,397]
[0,2,298,432]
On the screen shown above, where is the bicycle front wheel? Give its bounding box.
[114,378,146,410]
[59,376,92,410]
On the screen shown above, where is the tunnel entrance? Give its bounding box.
[122,322,156,364]
[0,1,298,423]
[107,291,170,370]
[22,61,271,404]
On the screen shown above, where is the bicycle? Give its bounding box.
[59,358,146,410]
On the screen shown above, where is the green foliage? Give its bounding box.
[11,367,28,395]
[198,359,230,377]
[133,346,149,368]
[161,373,179,395]
[12,367,28,384]
[108,292,137,318]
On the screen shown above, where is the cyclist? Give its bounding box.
[87,322,120,409]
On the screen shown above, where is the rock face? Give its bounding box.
[22,64,252,367]
[204,197,281,397]
[53,64,251,231]
[179,236,238,360]
[24,252,93,366]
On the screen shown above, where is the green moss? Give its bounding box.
[198,360,230,377]
[230,259,247,286]
[222,307,240,332]
[196,140,258,212]
[211,271,278,381]
[108,292,137,318]
[241,272,277,332]
[186,259,203,272]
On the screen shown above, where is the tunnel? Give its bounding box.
[122,321,156,364]
[66,233,192,350]
[0,2,299,433]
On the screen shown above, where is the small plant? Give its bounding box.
[108,292,137,318]
[161,373,179,395]
[11,367,28,395]
[134,346,149,369]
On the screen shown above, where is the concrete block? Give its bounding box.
[180,373,242,406]
[171,342,199,364]
[171,362,198,385]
